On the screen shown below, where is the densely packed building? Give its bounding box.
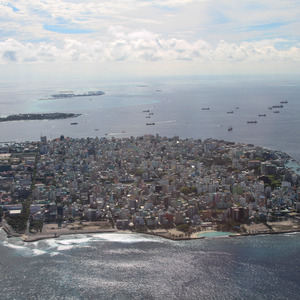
[1,134,300,231]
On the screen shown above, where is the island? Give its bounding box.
[40,90,105,100]
[0,113,81,122]
[1,134,300,242]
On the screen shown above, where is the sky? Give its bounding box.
[0,0,300,78]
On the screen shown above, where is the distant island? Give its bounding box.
[40,90,105,100]
[0,113,81,122]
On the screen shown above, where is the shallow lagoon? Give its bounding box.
[197,231,235,238]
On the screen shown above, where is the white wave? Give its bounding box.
[90,233,162,244]
[284,232,300,236]
[32,249,47,256]
[42,239,59,248]
[40,235,93,250]
[3,241,27,250]
[3,241,48,257]
[57,245,76,251]
[56,237,92,245]
[156,120,176,124]
[3,232,162,256]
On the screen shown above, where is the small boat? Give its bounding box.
[273,111,280,113]
[202,108,210,110]
[71,122,78,125]
[235,107,239,109]
[228,126,233,131]
[247,121,257,124]
[268,106,273,109]
[280,100,288,104]
[94,129,99,131]
[146,123,155,125]
[145,116,150,118]
[143,110,150,113]
[227,111,233,114]
[272,105,283,108]
[149,113,154,115]
[258,114,266,117]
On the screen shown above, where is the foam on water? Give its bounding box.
[57,245,75,251]
[1,229,300,299]
[2,240,48,257]
[90,232,163,243]
[1,232,163,258]
[55,236,93,245]
[31,235,93,252]
[156,120,176,124]
[32,249,47,256]
[3,241,27,250]
[43,239,60,249]
[284,232,300,236]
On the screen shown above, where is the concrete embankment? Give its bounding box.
[21,228,118,242]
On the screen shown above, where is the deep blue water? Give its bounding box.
[1,75,300,162]
[0,230,300,299]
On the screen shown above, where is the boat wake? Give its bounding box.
[155,120,176,124]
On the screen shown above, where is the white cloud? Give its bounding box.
[2,0,300,44]
[1,0,300,74]
[1,34,299,65]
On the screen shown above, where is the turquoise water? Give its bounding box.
[285,160,300,175]
[197,231,234,237]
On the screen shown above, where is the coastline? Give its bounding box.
[18,228,300,243]
[0,113,81,123]
[21,228,118,242]
[7,220,300,243]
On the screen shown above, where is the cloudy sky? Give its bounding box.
[1,0,300,77]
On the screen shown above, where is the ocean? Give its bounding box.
[1,74,300,299]
[1,230,300,299]
[1,74,300,162]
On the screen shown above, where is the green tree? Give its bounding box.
[176,223,190,232]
